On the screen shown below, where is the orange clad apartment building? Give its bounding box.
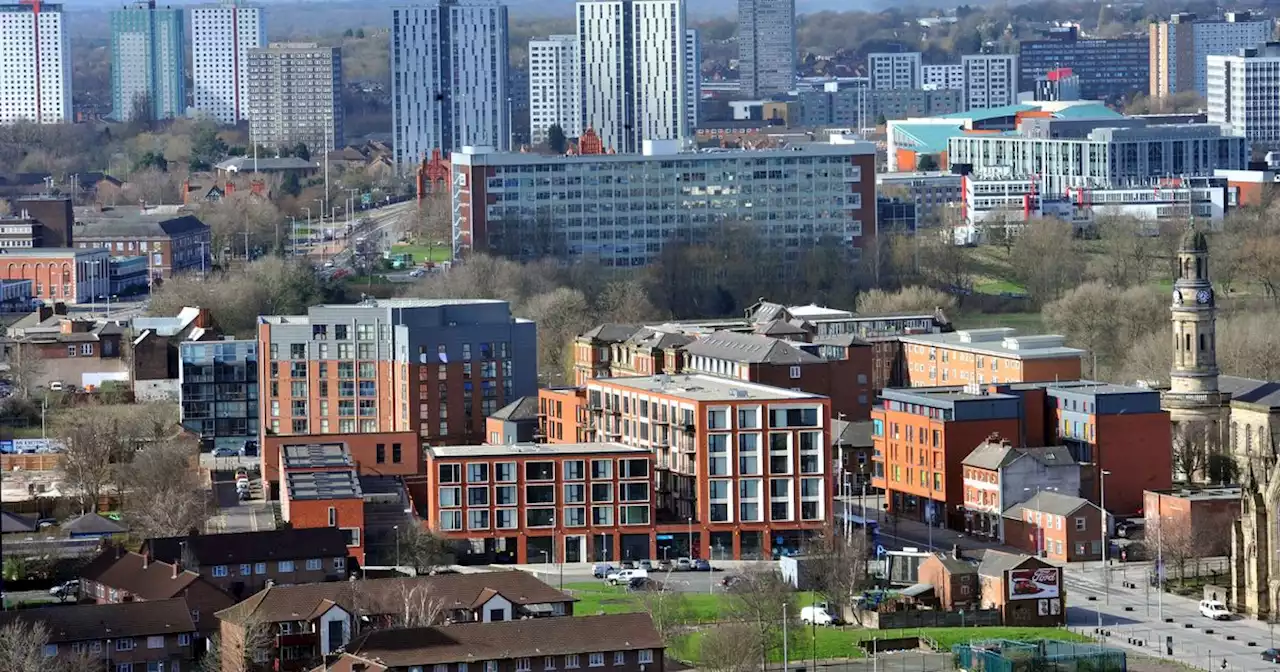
[874,380,1172,530]
[898,329,1084,387]
[255,299,537,494]
[423,442,656,564]
[582,374,833,560]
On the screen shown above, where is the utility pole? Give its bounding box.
[782,603,789,672]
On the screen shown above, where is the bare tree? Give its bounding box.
[56,408,131,514]
[916,235,975,299]
[147,257,328,338]
[1,344,45,399]
[1010,218,1084,304]
[396,525,454,574]
[697,622,762,672]
[1172,420,1218,483]
[1217,312,1280,382]
[1042,281,1118,378]
[722,569,796,669]
[0,620,47,672]
[390,580,447,627]
[204,615,275,672]
[1091,216,1158,287]
[192,191,284,259]
[857,286,956,316]
[122,438,208,539]
[637,588,694,641]
[800,532,871,620]
[1118,327,1171,386]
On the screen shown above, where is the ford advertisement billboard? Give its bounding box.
[1008,567,1059,600]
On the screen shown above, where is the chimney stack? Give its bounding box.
[142,549,150,570]
[172,558,180,579]
[952,544,962,560]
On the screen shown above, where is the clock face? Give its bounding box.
[1172,290,1183,306]
[1197,289,1213,305]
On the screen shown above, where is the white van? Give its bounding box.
[1200,600,1231,620]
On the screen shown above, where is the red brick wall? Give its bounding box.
[262,431,421,493]
[287,497,365,564]
[1094,412,1172,515]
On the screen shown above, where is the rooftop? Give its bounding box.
[0,598,195,643]
[338,613,664,667]
[976,549,1036,577]
[1223,375,1280,408]
[1149,486,1242,501]
[428,442,649,459]
[73,212,209,239]
[882,386,1020,404]
[593,373,824,402]
[80,549,233,606]
[452,141,876,165]
[286,469,363,500]
[489,396,540,423]
[898,328,1085,360]
[214,156,319,172]
[144,528,347,566]
[282,443,353,469]
[0,247,108,258]
[684,331,823,365]
[1004,490,1096,519]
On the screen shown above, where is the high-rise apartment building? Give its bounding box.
[190,0,264,124]
[923,64,965,91]
[246,43,343,153]
[110,1,186,121]
[737,0,795,98]
[1209,43,1280,147]
[391,0,509,167]
[1150,12,1272,98]
[528,34,580,145]
[685,28,701,131]
[576,0,688,154]
[256,299,536,485]
[0,1,71,124]
[1018,26,1148,101]
[869,52,922,90]
[962,54,1018,110]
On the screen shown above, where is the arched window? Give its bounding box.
[1195,257,1203,280]
[1232,422,1239,452]
[1247,425,1254,455]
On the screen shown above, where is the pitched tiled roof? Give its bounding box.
[961,440,1021,470]
[145,528,347,567]
[1,510,37,533]
[0,598,195,642]
[81,548,229,602]
[977,549,1035,577]
[1004,491,1094,519]
[340,613,664,667]
[489,396,539,422]
[832,420,873,448]
[217,571,575,625]
[580,324,642,343]
[1223,375,1280,409]
[684,331,823,365]
[63,513,127,535]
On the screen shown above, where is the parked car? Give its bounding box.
[35,518,57,529]
[656,560,673,572]
[693,559,712,572]
[627,577,663,592]
[605,569,648,586]
[721,575,747,590]
[1261,649,1280,663]
[241,440,259,457]
[800,604,839,626]
[637,560,654,572]
[620,560,637,570]
[238,489,251,501]
[592,563,616,579]
[1116,520,1144,538]
[1200,600,1231,620]
[675,558,693,571]
[212,447,238,457]
[49,580,79,601]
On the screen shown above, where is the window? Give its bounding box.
[497,509,518,529]
[789,365,801,379]
[469,510,490,530]
[81,343,93,356]
[212,565,228,577]
[620,505,650,525]
[117,638,136,651]
[43,644,56,657]
[240,563,252,576]
[68,345,76,357]
[565,483,586,503]
[517,660,532,672]
[592,506,614,526]
[739,479,761,522]
[564,460,585,480]
[591,482,613,502]
[591,459,613,479]
[707,407,728,429]
[545,656,558,670]
[527,485,556,504]
[589,653,605,667]
[495,462,517,482]
[769,407,820,427]
[566,507,586,526]
[439,487,461,508]
[335,557,346,570]
[147,635,164,649]
[468,486,490,506]
[566,655,581,669]
[638,650,654,664]
[710,479,732,523]
[255,562,267,574]
[496,485,517,505]
[439,464,461,483]
[440,510,463,530]
[526,461,555,481]
[178,633,191,647]
[614,652,626,665]
[1075,517,1086,531]
[620,459,648,478]
[278,560,295,573]
[770,478,793,521]
[118,665,134,672]
[526,508,555,527]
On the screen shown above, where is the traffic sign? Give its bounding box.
[361,192,372,206]
[876,545,887,557]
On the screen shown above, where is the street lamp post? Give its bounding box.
[393,525,400,567]
[1099,469,1112,631]
[687,516,693,560]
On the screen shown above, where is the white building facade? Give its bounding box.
[1208,45,1280,148]
[962,54,1018,110]
[190,0,264,124]
[577,0,688,154]
[1151,12,1273,97]
[737,0,795,98]
[685,28,700,132]
[391,0,509,167]
[528,34,580,145]
[922,64,964,91]
[0,2,71,124]
[868,52,922,90]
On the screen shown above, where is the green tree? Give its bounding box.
[916,154,939,171]
[547,124,568,154]
[343,28,354,37]
[875,113,888,126]
[190,122,227,166]
[292,142,311,161]
[355,28,366,38]
[280,172,302,197]
[132,151,168,173]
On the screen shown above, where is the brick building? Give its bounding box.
[279,443,369,564]
[976,550,1065,626]
[1003,491,1106,562]
[324,613,664,672]
[584,374,832,560]
[424,442,655,564]
[1144,486,1241,557]
[0,247,110,303]
[917,552,980,611]
[262,432,423,497]
[79,547,236,634]
[256,299,537,488]
[216,573,575,672]
[73,210,211,280]
[539,387,588,444]
[486,396,540,444]
[874,380,1170,531]
[0,196,74,248]
[898,328,1085,387]
[141,528,350,599]
[0,599,199,671]
[6,304,125,360]
[960,439,1080,541]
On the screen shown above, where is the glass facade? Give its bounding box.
[1018,29,1149,101]
[180,339,260,449]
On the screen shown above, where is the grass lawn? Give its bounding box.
[564,581,822,623]
[391,242,452,264]
[954,310,1046,334]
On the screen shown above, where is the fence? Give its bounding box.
[952,640,1126,672]
[2,453,63,471]
[862,609,1002,630]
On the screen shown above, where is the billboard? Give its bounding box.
[1008,567,1060,601]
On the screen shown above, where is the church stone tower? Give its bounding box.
[1161,227,1230,462]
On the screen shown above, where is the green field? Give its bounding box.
[565,581,822,622]
[390,243,452,264]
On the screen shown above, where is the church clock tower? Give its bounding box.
[1161,227,1228,446]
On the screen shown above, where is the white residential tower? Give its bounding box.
[528,34,580,145]
[190,0,264,124]
[0,1,72,124]
[962,54,1018,110]
[869,52,922,90]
